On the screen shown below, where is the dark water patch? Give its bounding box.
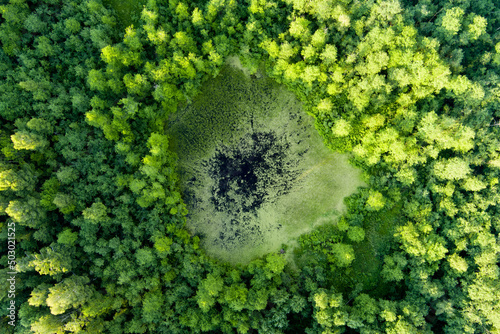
[204,131,305,213]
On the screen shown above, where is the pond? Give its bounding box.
[167,57,365,264]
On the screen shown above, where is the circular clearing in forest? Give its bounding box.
[167,57,364,264]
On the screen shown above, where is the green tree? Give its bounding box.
[331,119,351,137]
[5,197,45,227]
[11,131,48,151]
[27,118,53,134]
[57,229,78,246]
[27,246,73,276]
[153,235,173,257]
[45,276,94,315]
[56,166,78,185]
[433,158,471,181]
[52,192,75,214]
[40,178,60,210]
[467,15,487,41]
[329,243,355,267]
[192,8,205,26]
[87,69,108,92]
[289,17,310,40]
[0,167,35,192]
[264,253,286,279]
[196,274,224,312]
[64,17,81,34]
[135,247,155,267]
[35,36,55,57]
[381,252,408,282]
[28,283,50,307]
[223,284,248,311]
[347,226,365,242]
[440,7,464,38]
[142,290,164,323]
[30,315,64,334]
[366,191,386,211]
[320,44,337,64]
[247,288,269,311]
[82,201,108,223]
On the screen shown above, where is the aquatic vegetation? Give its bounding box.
[169,60,364,263]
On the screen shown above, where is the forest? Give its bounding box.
[0,0,499,333]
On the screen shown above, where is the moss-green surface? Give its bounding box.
[168,58,365,264]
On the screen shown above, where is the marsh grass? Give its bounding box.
[168,57,365,264]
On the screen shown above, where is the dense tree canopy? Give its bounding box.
[1,0,499,333]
